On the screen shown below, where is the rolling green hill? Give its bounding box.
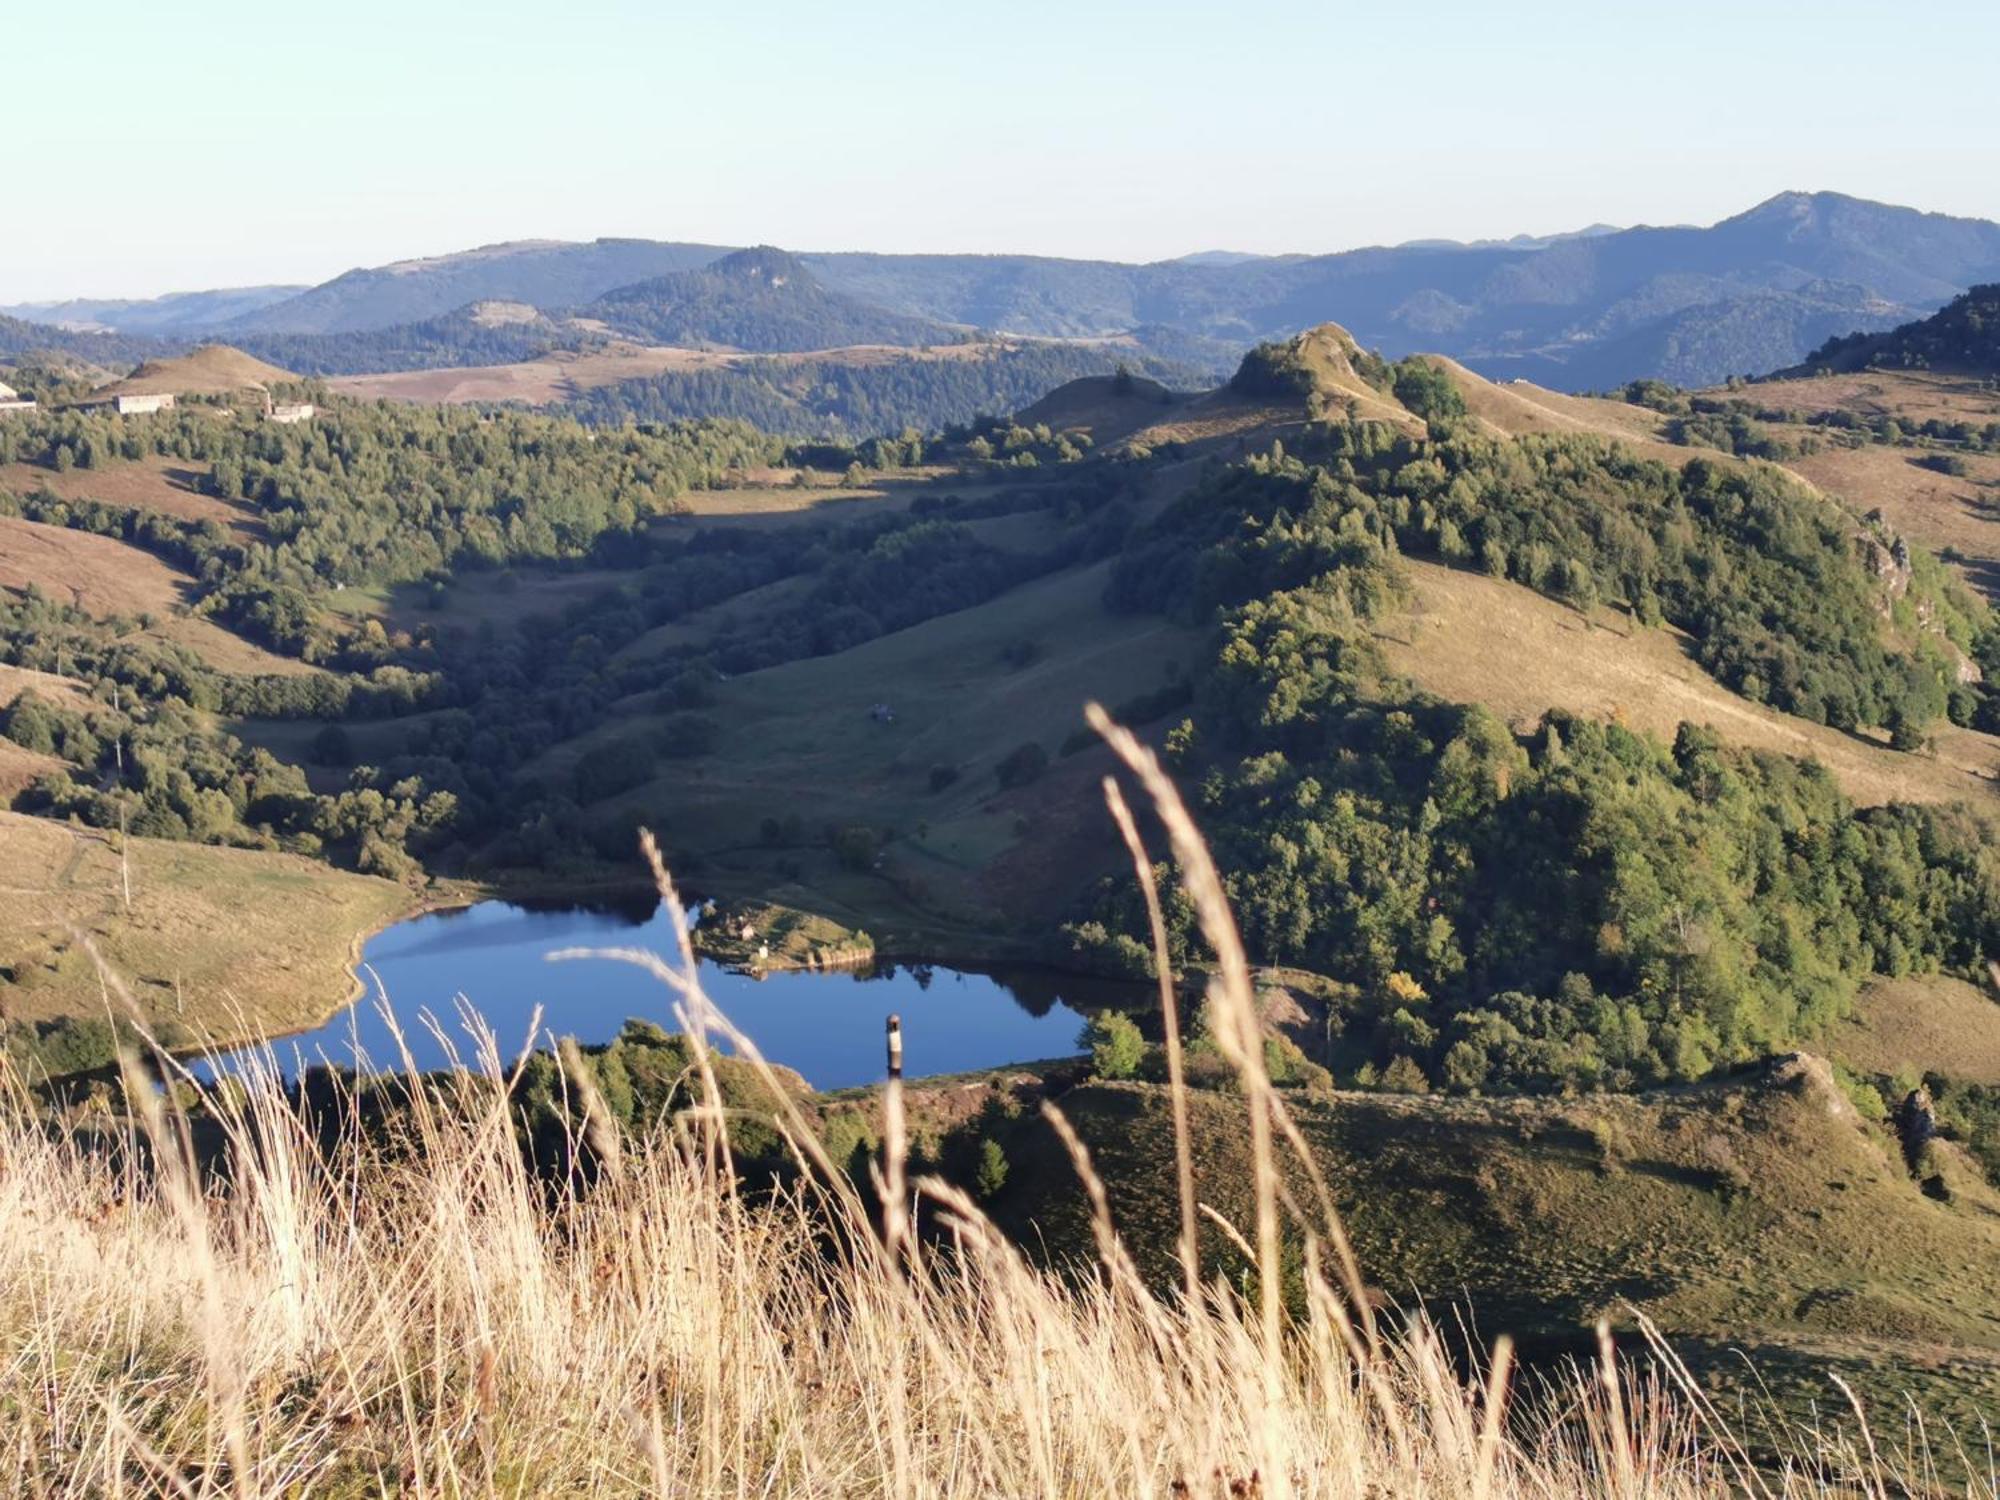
[5,323,1999,1105]
[973,1051,2000,1428]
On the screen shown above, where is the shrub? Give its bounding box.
[827,824,884,871]
[1380,1056,1430,1094]
[574,738,658,803]
[973,1137,1009,1199]
[995,742,1048,789]
[1081,1011,1145,1080]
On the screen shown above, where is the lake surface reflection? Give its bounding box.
[203,899,1118,1090]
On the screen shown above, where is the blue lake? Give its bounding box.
[203,900,1116,1090]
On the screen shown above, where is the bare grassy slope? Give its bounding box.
[0,809,410,1043]
[0,453,259,535]
[1409,354,1693,463]
[1013,1056,2000,1433]
[1382,557,2000,807]
[96,343,295,397]
[1827,975,2000,1084]
[0,514,310,676]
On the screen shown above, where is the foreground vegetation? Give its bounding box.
[8,795,1992,1497]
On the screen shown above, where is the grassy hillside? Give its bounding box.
[1682,368,2000,604]
[0,513,309,677]
[97,344,296,398]
[1382,556,2000,808]
[987,1053,2000,1429]
[0,809,410,1069]
[7,1015,1975,1494]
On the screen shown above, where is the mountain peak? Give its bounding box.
[711,246,811,283]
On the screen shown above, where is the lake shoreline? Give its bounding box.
[187,893,1132,1091]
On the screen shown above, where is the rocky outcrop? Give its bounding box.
[1897,1084,1938,1171]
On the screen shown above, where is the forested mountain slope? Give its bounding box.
[1797,282,2000,375]
[584,248,955,351]
[228,238,730,334]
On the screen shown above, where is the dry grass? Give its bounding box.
[0,729,1988,1495]
[96,344,296,398]
[1411,357,1692,464]
[0,454,256,535]
[1382,557,2000,808]
[0,660,93,714]
[0,736,62,800]
[0,514,312,676]
[1785,442,2000,589]
[1827,974,2000,1085]
[0,809,411,1038]
[1751,371,2000,429]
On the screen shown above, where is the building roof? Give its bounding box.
[0,382,17,401]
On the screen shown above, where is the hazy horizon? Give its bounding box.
[8,0,2000,303]
[0,192,1950,309]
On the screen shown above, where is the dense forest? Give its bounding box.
[1800,284,2000,375]
[1073,351,2000,1091]
[568,345,1209,437]
[234,307,608,376]
[585,248,952,351]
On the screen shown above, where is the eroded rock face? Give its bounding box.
[1898,1085,1938,1170]
[1859,526,1980,681]
[1861,533,1913,605]
[1766,1051,1849,1116]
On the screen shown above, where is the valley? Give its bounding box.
[9,259,2000,1459]
[16,1,2000,1483]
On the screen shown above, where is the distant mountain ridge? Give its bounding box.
[12,192,2000,390]
[0,313,175,369]
[0,285,305,335]
[225,238,731,334]
[583,248,954,351]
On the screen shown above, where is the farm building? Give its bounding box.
[0,381,35,414]
[113,393,176,416]
[266,401,316,425]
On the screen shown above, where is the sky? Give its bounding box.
[6,0,1999,302]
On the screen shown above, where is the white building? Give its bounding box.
[266,401,316,425]
[113,392,176,416]
[0,380,35,414]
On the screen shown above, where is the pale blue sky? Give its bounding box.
[7,0,1997,301]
